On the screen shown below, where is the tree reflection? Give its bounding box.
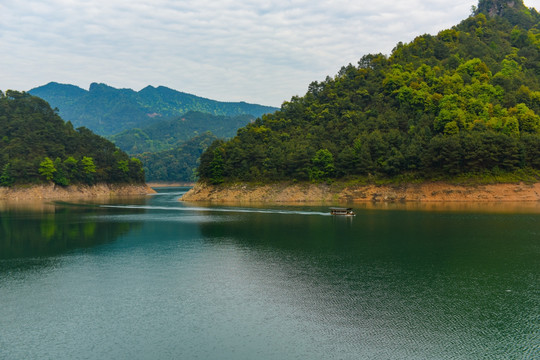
[0,204,141,260]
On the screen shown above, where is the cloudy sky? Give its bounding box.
[1,0,539,107]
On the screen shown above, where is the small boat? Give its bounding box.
[330,207,356,216]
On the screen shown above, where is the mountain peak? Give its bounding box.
[140,85,156,92]
[89,82,116,92]
[29,82,87,98]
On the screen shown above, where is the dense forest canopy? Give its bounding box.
[29,82,278,135]
[0,91,145,186]
[198,0,540,184]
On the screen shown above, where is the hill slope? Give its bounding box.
[29,82,278,135]
[197,0,540,185]
[0,91,145,186]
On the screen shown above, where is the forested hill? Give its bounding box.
[28,82,278,135]
[198,0,540,184]
[0,91,145,186]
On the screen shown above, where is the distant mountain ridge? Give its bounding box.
[29,82,278,135]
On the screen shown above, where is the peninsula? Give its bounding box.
[0,91,153,199]
[182,0,540,203]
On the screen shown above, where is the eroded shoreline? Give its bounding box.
[181,182,540,203]
[0,183,156,200]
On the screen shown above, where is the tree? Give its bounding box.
[38,157,56,181]
[310,149,335,181]
[128,158,145,183]
[81,156,96,174]
[81,156,96,184]
[0,163,14,186]
[117,160,129,173]
[513,103,540,133]
[209,149,225,184]
[52,157,69,186]
[63,156,79,182]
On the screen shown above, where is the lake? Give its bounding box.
[1,187,538,359]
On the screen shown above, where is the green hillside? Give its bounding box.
[198,0,540,185]
[110,111,254,154]
[29,82,278,135]
[0,91,145,186]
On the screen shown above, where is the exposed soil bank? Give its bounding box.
[180,182,540,203]
[0,183,156,200]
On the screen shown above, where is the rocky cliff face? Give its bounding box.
[476,0,524,17]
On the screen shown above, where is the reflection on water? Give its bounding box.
[0,199,144,261]
[0,199,58,213]
[0,187,538,360]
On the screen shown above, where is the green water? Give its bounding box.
[0,187,538,359]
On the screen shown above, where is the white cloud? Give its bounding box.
[0,0,539,106]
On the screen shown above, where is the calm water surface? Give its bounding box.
[0,187,538,359]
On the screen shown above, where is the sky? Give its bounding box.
[1,0,539,107]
